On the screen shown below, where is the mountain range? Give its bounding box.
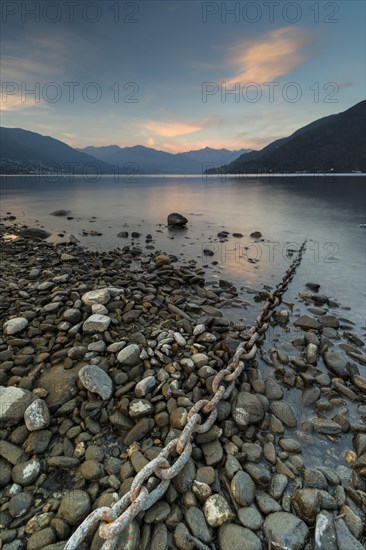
[208,100,366,174]
[77,145,250,174]
[0,128,249,175]
[1,100,365,175]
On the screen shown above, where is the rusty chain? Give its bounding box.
[64,240,307,550]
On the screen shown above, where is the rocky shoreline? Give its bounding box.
[0,225,365,550]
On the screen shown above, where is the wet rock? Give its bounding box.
[82,314,111,333]
[323,350,349,379]
[256,491,282,514]
[18,227,51,239]
[167,213,188,227]
[155,254,171,267]
[315,510,337,549]
[232,391,265,428]
[319,315,339,329]
[57,490,91,526]
[294,316,321,330]
[269,473,288,499]
[313,418,343,435]
[203,494,235,527]
[335,518,364,550]
[78,365,113,399]
[340,505,363,539]
[50,209,70,216]
[270,401,297,428]
[3,317,28,335]
[117,231,129,238]
[306,282,320,291]
[218,524,261,550]
[263,512,309,550]
[0,386,35,427]
[292,488,320,524]
[117,344,141,367]
[250,231,262,239]
[231,471,255,506]
[24,399,50,431]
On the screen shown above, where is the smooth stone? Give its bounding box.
[57,490,91,526]
[319,315,339,329]
[256,492,282,514]
[172,458,196,494]
[232,391,265,428]
[263,512,309,550]
[167,213,188,226]
[3,318,28,335]
[292,489,320,524]
[237,507,263,530]
[8,492,33,518]
[294,316,321,330]
[78,365,113,399]
[218,524,261,550]
[185,506,212,543]
[82,314,111,333]
[24,399,50,431]
[11,459,41,486]
[38,365,79,407]
[117,344,141,367]
[231,471,255,506]
[50,209,70,216]
[270,401,297,427]
[323,350,349,379]
[18,227,51,239]
[124,418,154,446]
[135,376,157,398]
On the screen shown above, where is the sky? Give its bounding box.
[1,0,365,152]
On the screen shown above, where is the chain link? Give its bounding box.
[65,240,306,550]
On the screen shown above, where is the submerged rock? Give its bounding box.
[167,212,188,226]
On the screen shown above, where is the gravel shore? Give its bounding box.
[0,225,365,550]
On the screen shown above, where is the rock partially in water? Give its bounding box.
[50,209,71,216]
[323,350,349,379]
[250,231,262,239]
[167,212,188,227]
[18,227,51,239]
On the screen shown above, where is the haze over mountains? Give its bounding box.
[208,100,366,174]
[1,101,365,175]
[78,145,250,174]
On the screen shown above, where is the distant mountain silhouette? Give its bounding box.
[79,145,251,174]
[207,100,366,174]
[0,127,111,173]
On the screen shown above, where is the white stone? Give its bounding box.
[81,289,110,306]
[203,494,235,527]
[83,314,111,333]
[0,386,35,427]
[24,399,50,431]
[3,317,28,335]
[193,324,206,336]
[92,304,109,315]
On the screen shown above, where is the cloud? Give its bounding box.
[145,120,203,137]
[225,27,314,84]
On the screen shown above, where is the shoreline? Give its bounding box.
[0,230,365,549]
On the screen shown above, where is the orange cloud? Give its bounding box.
[145,120,203,137]
[226,27,313,84]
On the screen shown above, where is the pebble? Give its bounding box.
[0,386,35,427]
[82,314,111,333]
[3,317,28,335]
[24,399,50,431]
[263,512,309,550]
[57,490,91,525]
[218,524,261,550]
[231,471,256,506]
[117,344,141,366]
[78,365,113,399]
[81,288,111,305]
[203,494,235,527]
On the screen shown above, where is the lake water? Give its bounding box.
[1,174,365,326]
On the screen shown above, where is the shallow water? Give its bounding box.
[1,174,365,326]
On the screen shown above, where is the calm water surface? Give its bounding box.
[1,174,365,326]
